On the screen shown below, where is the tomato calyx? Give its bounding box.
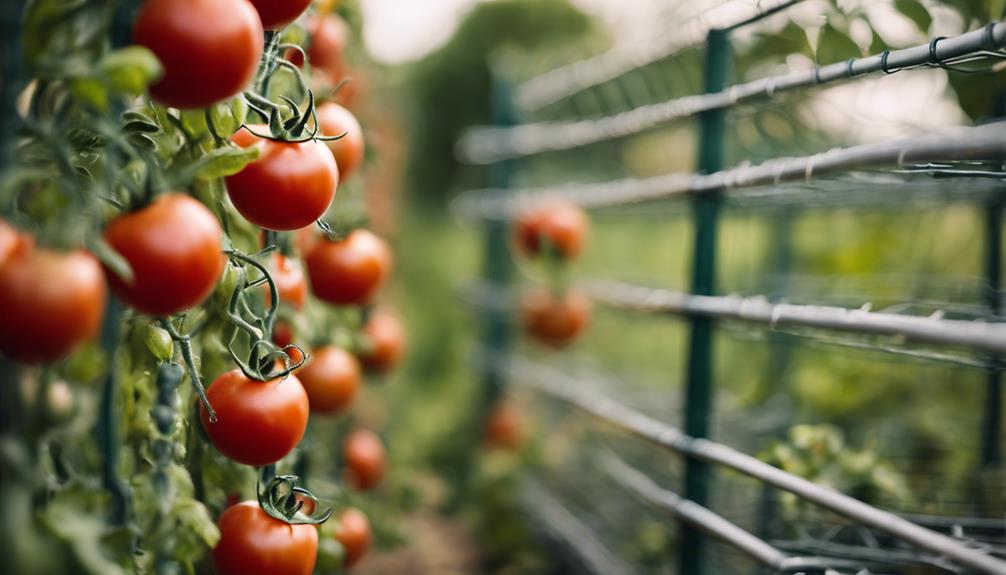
[258,474,333,526]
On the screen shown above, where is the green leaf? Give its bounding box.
[816,23,862,65]
[192,145,260,180]
[122,120,160,135]
[68,77,108,112]
[894,0,932,34]
[100,46,163,95]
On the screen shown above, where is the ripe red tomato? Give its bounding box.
[134,0,263,109]
[306,14,348,76]
[103,193,224,317]
[316,103,365,180]
[335,508,371,568]
[520,288,591,347]
[246,0,312,30]
[357,310,405,373]
[200,369,309,466]
[485,401,524,450]
[226,126,339,231]
[0,237,106,364]
[298,346,360,415]
[343,428,385,491]
[514,201,588,260]
[306,229,391,306]
[272,321,305,369]
[331,67,366,109]
[266,253,307,310]
[214,501,318,575]
[0,219,17,267]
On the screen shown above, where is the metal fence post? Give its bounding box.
[981,199,1003,471]
[680,28,730,575]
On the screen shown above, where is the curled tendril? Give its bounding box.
[258,474,334,526]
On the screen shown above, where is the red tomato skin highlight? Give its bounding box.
[103,194,224,317]
[358,311,406,372]
[200,369,309,467]
[335,508,371,568]
[306,229,391,305]
[213,501,318,575]
[299,346,361,414]
[226,127,339,231]
[316,102,365,180]
[134,0,264,109]
[0,239,106,364]
[343,428,385,491]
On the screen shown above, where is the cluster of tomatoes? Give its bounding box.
[480,201,592,451]
[1,0,404,573]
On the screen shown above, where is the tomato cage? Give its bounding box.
[453,3,1006,574]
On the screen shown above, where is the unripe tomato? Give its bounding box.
[246,0,312,30]
[335,508,371,568]
[200,369,309,466]
[226,126,339,231]
[514,201,588,261]
[485,401,524,450]
[343,428,385,491]
[266,253,307,310]
[134,0,263,109]
[316,103,365,180]
[103,193,224,317]
[357,310,405,373]
[306,14,348,75]
[520,288,591,347]
[306,229,391,306]
[0,237,106,364]
[213,501,318,575]
[299,346,360,415]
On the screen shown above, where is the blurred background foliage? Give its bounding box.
[370,0,1006,572]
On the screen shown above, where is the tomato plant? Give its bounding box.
[306,229,392,305]
[343,428,386,490]
[358,310,406,372]
[307,14,349,78]
[299,345,361,414]
[226,126,340,231]
[103,193,224,317]
[200,369,310,466]
[485,401,525,450]
[335,508,372,567]
[134,0,264,109]
[0,236,106,364]
[267,253,307,310]
[214,501,318,575]
[520,288,591,347]
[514,201,589,261]
[317,102,366,179]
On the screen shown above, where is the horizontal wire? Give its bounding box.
[451,121,1006,220]
[488,353,1006,574]
[515,0,806,112]
[584,279,1006,355]
[459,22,1006,164]
[602,450,857,572]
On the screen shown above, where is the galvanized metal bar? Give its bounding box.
[982,198,1004,467]
[681,27,730,575]
[460,22,1006,163]
[492,354,1006,574]
[585,280,1006,355]
[515,0,805,112]
[451,122,1006,220]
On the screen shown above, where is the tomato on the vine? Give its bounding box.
[200,369,309,466]
[485,401,525,450]
[299,346,360,415]
[226,126,339,231]
[316,102,365,180]
[357,310,405,372]
[306,14,348,77]
[306,229,391,305]
[246,0,312,30]
[0,219,17,267]
[134,0,263,109]
[335,508,371,568]
[0,236,106,364]
[266,253,307,310]
[103,193,224,317]
[520,288,591,347]
[213,501,318,575]
[343,428,385,491]
[514,201,588,261]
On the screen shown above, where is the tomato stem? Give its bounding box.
[159,318,216,422]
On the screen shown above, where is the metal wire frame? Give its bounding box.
[457,23,1006,164]
[451,121,1006,220]
[601,451,881,573]
[515,0,806,112]
[486,353,1006,574]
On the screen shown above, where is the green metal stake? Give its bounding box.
[680,28,730,575]
[981,199,1003,470]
